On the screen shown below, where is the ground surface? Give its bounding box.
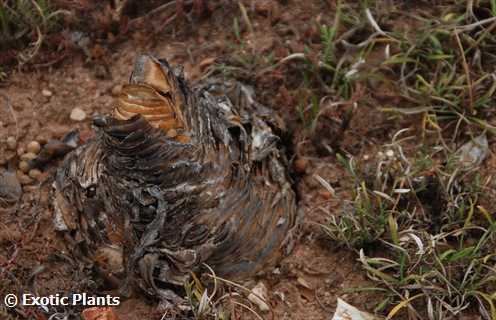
[1,1,496,320]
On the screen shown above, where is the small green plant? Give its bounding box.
[379,3,496,136]
[325,131,496,319]
[295,1,365,128]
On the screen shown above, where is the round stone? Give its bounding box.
[28,169,42,180]
[293,158,308,174]
[42,89,53,97]
[27,141,41,154]
[20,152,37,161]
[70,108,87,122]
[6,136,17,150]
[18,174,33,185]
[17,147,25,157]
[18,161,30,173]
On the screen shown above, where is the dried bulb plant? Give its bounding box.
[54,54,299,305]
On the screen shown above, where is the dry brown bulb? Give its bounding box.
[53,54,299,307]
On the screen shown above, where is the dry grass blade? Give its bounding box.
[238,1,253,34]
[454,16,496,32]
[454,32,474,115]
[204,274,268,309]
[17,26,43,65]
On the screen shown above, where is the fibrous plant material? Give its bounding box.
[53,54,298,305]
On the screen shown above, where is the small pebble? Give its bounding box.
[319,190,333,200]
[20,152,37,161]
[70,107,87,122]
[385,149,395,158]
[28,169,42,180]
[6,136,17,150]
[294,158,308,174]
[42,89,53,97]
[27,141,41,154]
[18,161,30,173]
[36,134,49,145]
[17,147,26,157]
[111,84,123,96]
[16,170,24,179]
[18,174,33,185]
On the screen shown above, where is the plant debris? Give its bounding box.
[54,54,299,307]
[456,133,489,168]
[29,130,80,169]
[248,282,270,313]
[331,298,380,320]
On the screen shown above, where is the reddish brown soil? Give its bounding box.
[0,1,429,319]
